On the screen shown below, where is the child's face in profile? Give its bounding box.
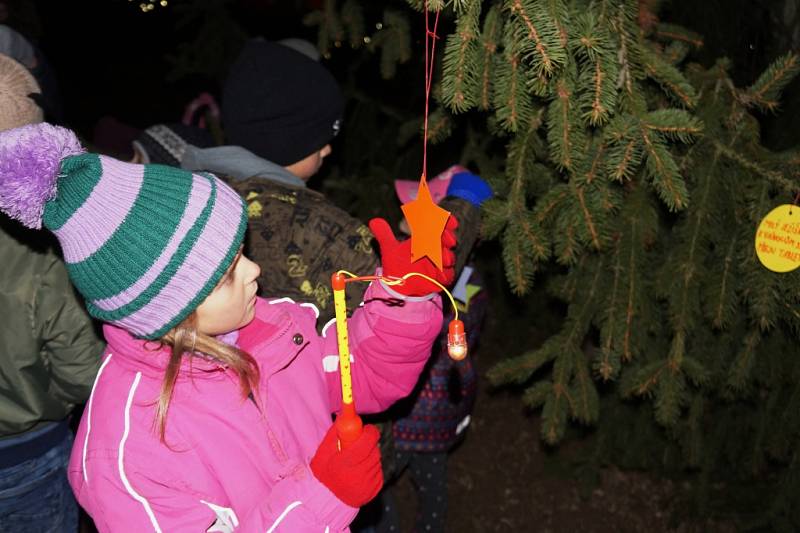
[196,248,261,335]
[285,144,332,181]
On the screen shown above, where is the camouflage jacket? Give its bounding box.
[224,177,480,327]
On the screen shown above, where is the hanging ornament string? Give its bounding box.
[422,0,441,182]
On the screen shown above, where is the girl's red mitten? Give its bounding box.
[310,424,383,508]
[368,216,458,297]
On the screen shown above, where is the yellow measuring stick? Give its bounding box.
[331,272,353,405]
[331,272,361,448]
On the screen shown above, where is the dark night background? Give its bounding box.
[11,0,799,152]
[26,0,318,136]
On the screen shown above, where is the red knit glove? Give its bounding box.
[310,424,383,508]
[368,216,458,297]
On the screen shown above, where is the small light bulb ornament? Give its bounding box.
[447,319,467,360]
[330,270,467,448]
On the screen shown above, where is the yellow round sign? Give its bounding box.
[755,204,800,273]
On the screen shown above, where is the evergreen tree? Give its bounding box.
[309,0,800,527]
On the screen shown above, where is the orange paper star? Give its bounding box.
[401,176,451,270]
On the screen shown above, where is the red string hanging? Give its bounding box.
[422,0,441,182]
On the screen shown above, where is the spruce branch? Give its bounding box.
[653,22,703,48]
[524,216,552,260]
[543,348,575,443]
[595,57,618,125]
[450,0,479,13]
[341,0,365,48]
[493,33,536,132]
[574,184,603,250]
[545,0,570,47]
[502,225,536,294]
[304,0,344,56]
[487,342,558,385]
[481,198,511,239]
[654,370,686,427]
[742,52,800,112]
[479,5,502,110]
[611,0,639,98]
[507,109,546,186]
[581,142,606,185]
[713,141,797,194]
[606,136,643,182]
[542,380,570,444]
[554,209,582,264]
[547,76,586,170]
[622,360,664,398]
[427,106,453,143]
[642,109,703,143]
[405,0,446,11]
[507,0,567,78]
[681,395,705,468]
[741,232,781,333]
[572,345,600,423]
[663,41,690,66]
[570,12,603,62]
[507,119,554,263]
[522,380,553,408]
[656,140,718,402]
[640,45,698,108]
[597,213,644,379]
[534,184,569,225]
[597,179,624,214]
[441,2,481,113]
[368,9,411,79]
[726,330,760,393]
[705,235,739,330]
[621,228,638,362]
[641,128,688,211]
[681,356,710,387]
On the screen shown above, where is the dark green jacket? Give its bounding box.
[226,178,481,327]
[0,220,105,439]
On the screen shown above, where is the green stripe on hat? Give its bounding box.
[43,154,102,231]
[67,164,192,301]
[87,173,217,322]
[147,200,248,339]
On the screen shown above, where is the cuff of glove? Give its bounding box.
[305,475,359,528]
[375,268,437,301]
[378,279,437,301]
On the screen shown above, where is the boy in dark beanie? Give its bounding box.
[181,38,342,189]
[222,39,342,180]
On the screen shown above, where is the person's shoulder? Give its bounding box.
[230,178,325,201]
[0,222,62,285]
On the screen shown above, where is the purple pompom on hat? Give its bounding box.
[0,122,83,228]
[0,122,247,339]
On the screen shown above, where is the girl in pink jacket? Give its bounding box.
[0,123,457,532]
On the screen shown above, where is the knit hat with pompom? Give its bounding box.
[0,122,247,339]
[0,53,42,132]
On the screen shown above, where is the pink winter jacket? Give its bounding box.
[67,281,442,532]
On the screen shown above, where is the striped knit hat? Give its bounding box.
[0,122,247,339]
